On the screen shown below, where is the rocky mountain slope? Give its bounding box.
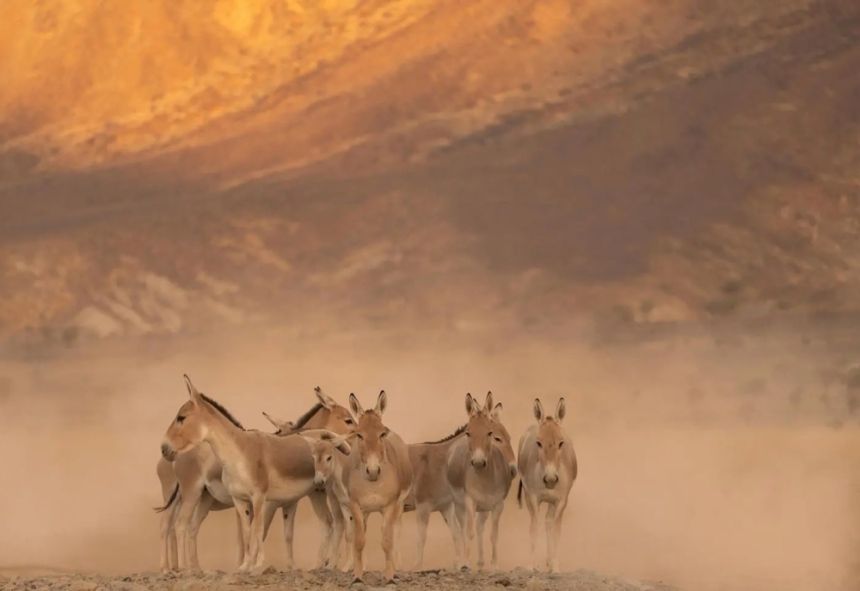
[1,0,859,347]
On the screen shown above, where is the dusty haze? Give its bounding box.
[1,1,859,590]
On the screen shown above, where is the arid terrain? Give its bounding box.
[1,1,859,590]
[0,567,678,591]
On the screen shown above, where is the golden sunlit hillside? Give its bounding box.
[1,0,859,348]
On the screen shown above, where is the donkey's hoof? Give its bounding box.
[460,565,470,572]
[351,577,364,586]
[386,579,397,586]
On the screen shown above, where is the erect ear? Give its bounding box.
[533,398,544,422]
[334,438,352,456]
[465,393,478,417]
[491,402,503,421]
[556,397,566,422]
[262,411,292,433]
[484,391,494,413]
[315,386,336,410]
[348,393,364,418]
[375,390,388,415]
[184,374,203,404]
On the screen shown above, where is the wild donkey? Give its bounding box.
[406,426,468,570]
[342,391,413,583]
[447,392,517,570]
[517,398,577,572]
[161,376,343,572]
[157,385,353,571]
[299,429,356,571]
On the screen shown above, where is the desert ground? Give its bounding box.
[0,567,678,591]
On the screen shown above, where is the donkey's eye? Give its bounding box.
[536,441,543,448]
[356,433,364,440]
[465,431,471,438]
[345,418,354,425]
[381,430,390,438]
[176,416,186,424]
[493,436,503,443]
[326,455,333,462]
[559,441,565,449]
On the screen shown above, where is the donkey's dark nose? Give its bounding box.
[543,474,559,488]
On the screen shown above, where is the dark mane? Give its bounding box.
[200,393,244,430]
[290,403,324,432]
[420,424,467,445]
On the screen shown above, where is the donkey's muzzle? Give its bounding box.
[543,474,559,488]
[161,442,176,461]
[365,466,381,481]
[314,476,327,491]
[470,458,488,469]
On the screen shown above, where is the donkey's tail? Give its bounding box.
[154,484,179,513]
[516,479,524,508]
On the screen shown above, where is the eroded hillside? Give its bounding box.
[1,0,859,348]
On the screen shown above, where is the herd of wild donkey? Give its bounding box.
[157,375,577,583]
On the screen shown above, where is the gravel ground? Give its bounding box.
[0,568,677,591]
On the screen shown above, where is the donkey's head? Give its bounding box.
[532,398,567,489]
[161,375,216,460]
[348,390,390,482]
[464,392,517,476]
[264,387,355,436]
[301,430,351,490]
[312,386,356,434]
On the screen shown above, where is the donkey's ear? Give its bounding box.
[375,390,388,414]
[533,398,544,422]
[334,438,352,456]
[484,391,494,413]
[556,397,566,422]
[184,374,203,403]
[465,393,478,416]
[315,386,336,410]
[491,402,503,421]
[348,393,364,417]
[262,411,291,433]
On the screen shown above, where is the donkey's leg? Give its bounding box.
[475,511,489,570]
[187,491,215,570]
[415,505,431,570]
[523,490,539,570]
[187,492,215,571]
[463,495,478,568]
[489,502,504,569]
[327,492,345,569]
[175,489,203,570]
[249,495,267,572]
[452,497,469,569]
[544,501,558,572]
[393,511,404,571]
[234,508,246,568]
[442,503,463,570]
[381,501,403,582]
[342,502,355,572]
[281,503,297,569]
[159,497,179,572]
[309,490,335,568]
[548,498,568,573]
[350,502,367,582]
[234,500,253,572]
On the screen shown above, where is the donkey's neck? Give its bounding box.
[200,405,248,468]
[297,407,331,431]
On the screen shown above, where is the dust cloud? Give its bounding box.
[0,323,857,591]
